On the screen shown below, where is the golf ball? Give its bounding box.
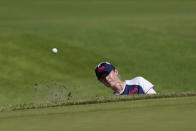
[52,48,58,53]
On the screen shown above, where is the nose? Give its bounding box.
[106,75,111,82]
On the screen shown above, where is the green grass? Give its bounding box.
[1,92,196,112]
[0,96,196,131]
[0,1,196,129]
[0,0,196,105]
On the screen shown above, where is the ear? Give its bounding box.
[114,69,119,75]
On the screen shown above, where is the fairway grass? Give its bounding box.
[0,1,195,130]
[0,96,196,131]
[0,0,196,105]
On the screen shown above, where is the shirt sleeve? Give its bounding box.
[136,77,156,94]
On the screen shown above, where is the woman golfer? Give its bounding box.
[95,62,156,95]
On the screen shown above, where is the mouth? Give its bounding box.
[103,81,111,87]
[105,81,116,88]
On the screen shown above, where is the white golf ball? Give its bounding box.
[52,48,58,53]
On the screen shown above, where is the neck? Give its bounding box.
[113,81,125,94]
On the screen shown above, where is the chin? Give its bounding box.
[106,85,112,88]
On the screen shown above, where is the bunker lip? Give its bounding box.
[1,92,196,112]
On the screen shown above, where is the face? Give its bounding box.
[99,69,120,88]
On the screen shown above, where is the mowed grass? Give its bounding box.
[0,96,196,131]
[0,0,196,105]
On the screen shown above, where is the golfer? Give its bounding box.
[95,62,156,95]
